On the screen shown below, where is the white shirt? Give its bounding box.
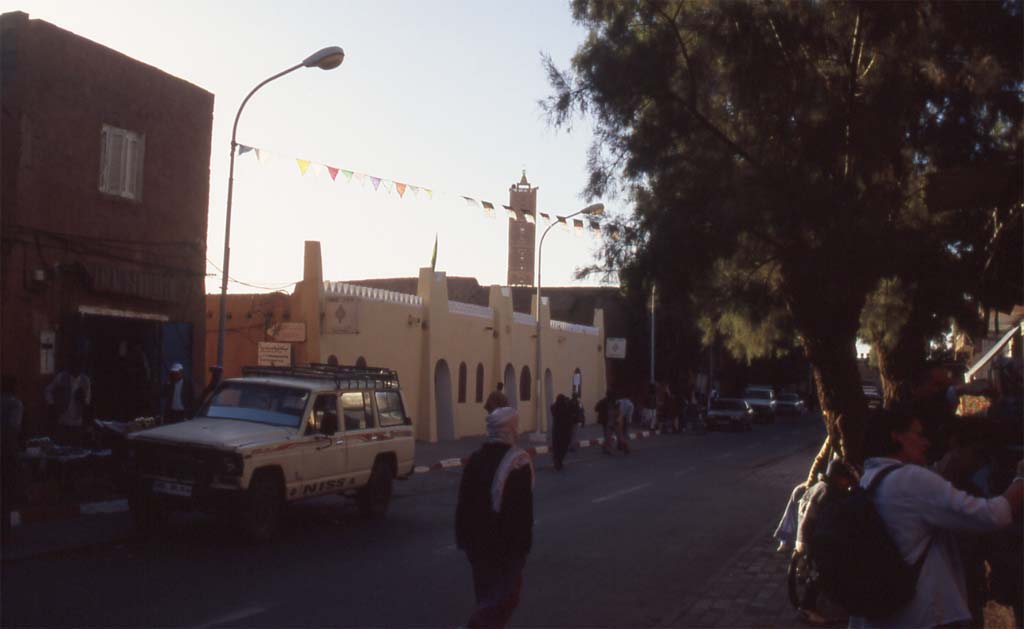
[849,457,1012,629]
[171,380,185,411]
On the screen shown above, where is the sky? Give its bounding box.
[11,1,616,294]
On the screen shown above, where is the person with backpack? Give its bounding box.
[820,408,1023,628]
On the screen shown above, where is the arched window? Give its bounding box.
[355,356,367,369]
[475,363,485,403]
[519,366,531,401]
[457,362,467,403]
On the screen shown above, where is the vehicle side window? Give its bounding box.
[311,394,339,434]
[341,392,368,431]
[363,392,376,429]
[375,391,406,427]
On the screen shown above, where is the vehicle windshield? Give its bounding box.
[199,382,310,428]
[744,390,772,400]
[780,394,800,402]
[712,400,746,411]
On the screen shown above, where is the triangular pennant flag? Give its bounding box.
[354,173,365,186]
[395,182,407,198]
[256,148,271,162]
[383,180,394,194]
[371,176,381,191]
[504,206,518,220]
[341,169,354,182]
[327,167,339,181]
[409,185,420,197]
[525,212,535,224]
[540,212,551,222]
[463,196,478,207]
[425,189,433,200]
[482,201,495,210]
[573,218,585,235]
[297,159,311,175]
[309,163,325,178]
[237,144,254,156]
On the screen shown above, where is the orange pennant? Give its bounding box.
[395,182,407,198]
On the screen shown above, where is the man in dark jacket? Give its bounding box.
[550,394,576,471]
[162,363,194,424]
[456,406,534,628]
[483,382,510,414]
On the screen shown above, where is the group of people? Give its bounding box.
[774,359,1024,628]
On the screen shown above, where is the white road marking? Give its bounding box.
[413,465,430,474]
[191,605,267,629]
[592,483,653,504]
[440,458,462,468]
[674,466,696,477]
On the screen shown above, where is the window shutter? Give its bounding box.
[110,130,126,195]
[99,126,109,191]
[126,134,144,199]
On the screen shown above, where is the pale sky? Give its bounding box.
[12,1,617,294]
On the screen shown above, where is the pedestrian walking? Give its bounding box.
[640,383,658,430]
[484,383,510,413]
[615,394,633,453]
[455,407,534,628]
[568,392,584,451]
[162,363,194,424]
[550,394,576,471]
[595,390,617,455]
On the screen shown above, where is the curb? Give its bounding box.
[9,427,673,528]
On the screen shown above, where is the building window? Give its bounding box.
[519,366,531,401]
[99,124,145,200]
[475,363,484,403]
[457,362,467,403]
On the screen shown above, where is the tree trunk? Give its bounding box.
[875,305,929,406]
[803,332,869,479]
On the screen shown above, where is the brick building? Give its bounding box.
[0,12,214,434]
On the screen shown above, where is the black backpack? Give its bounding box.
[810,464,931,619]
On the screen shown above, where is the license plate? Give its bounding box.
[152,480,192,497]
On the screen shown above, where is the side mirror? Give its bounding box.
[322,413,338,436]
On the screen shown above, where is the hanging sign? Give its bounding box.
[267,322,306,342]
[606,337,627,359]
[258,342,292,366]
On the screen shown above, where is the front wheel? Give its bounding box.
[358,458,393,519]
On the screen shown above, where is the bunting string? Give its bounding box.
[236,143,605,236]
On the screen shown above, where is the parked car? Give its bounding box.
[742,386,776,423]
[126,364,415,541]
[774,392,806,416]
[706,399,754,431]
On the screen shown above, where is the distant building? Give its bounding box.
[206,242,609,442]
[0,12,214,432]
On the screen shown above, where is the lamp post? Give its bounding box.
[532,203,604,440]
[213,46,345,385]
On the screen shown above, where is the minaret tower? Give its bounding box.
[507,170,537,286]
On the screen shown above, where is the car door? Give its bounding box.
[341,391,378,485]
[290,392,348,500]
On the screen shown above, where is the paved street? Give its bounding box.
[2,416,824,627]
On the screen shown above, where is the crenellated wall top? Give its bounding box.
[550,319,600,336]
[323,281,424,307]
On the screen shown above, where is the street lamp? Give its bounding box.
[213,46,345,384]
[532,202,604,440]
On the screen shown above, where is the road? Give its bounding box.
[1,416,824,627]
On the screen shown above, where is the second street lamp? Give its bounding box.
[533,203,605,439]
[213,46,345,384]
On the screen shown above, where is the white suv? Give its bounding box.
[126,364,415,540]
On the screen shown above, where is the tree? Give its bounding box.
[545,0,1022,474]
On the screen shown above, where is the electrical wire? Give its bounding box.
[205,257,298,291]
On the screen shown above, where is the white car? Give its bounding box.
[126,364,415,541]
[706,399,754,431]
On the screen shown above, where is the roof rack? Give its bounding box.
[240,364,400,389]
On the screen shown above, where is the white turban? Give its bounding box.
[486,406,519,446]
